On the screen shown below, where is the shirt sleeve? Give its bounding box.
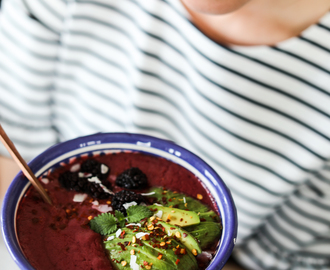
[0,0,66,160]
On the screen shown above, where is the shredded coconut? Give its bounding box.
[92,204,112,213]
[155,210,163,219]
[100,164,109,174]
[87,176,114,195]
[70,163,81,172]
[154,203,163,206]
[123,201,137,209]
[73,193,88,202]
[130,255,139,270]
[135,232,150,239]
[41,178,49,185]
[126,223,141,227]
[116,229,122,238]
[78,172,92,178]
[141,192,156,196]
[106,236,114,241]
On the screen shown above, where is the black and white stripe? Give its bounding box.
[1,0,330,269]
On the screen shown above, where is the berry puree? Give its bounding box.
[16,152,217,270]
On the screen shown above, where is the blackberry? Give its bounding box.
[115,167,148,189]
[111,190,145,215]
[84,181,111,199]
[58,171,80,190]
[80,159,110,180]
[58,169,112,200]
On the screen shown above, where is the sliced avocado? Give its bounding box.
[155,220,202,254]
[104,225,198,270]
[198,210,221,223]
[148,205,200,227]
[147,187,209,213]
[185,222,222,249]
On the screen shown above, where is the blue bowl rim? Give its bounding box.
[1,132,237,270]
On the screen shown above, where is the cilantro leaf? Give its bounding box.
[115,210,126,228]
[90,213,117,235]
[126,205,153,223]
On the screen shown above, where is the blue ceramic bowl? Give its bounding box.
[1,132,237,270]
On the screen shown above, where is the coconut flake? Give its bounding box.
[155,210,163,219]
[199,251,213,260]
[141,192,155,196]
[92,204,112,213]
[130,255,139,270]
[101,164,109,174]
[78,172,93,178]
[130,254,137,264]
[154,203,163,206]
[87,176,114,195]
[126,223,141,227]
[88,176,102,184]
[135,232,149,239]
[73,193,88,202]
[116,229,122,238]
[41,178,49,185]
[70,163,81,172]
[106,236,114,241]
[123,201,137,209]
[92,200,99,206]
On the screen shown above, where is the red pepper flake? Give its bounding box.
[143,261,149,266]
[119,230,126,239]
[175,259,180,265]
[117,242,126,251]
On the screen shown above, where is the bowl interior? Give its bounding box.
[1,133,237,270]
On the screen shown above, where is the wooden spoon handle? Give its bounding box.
[0,124,52,205]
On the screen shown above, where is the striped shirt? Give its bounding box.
[1,0,330,269]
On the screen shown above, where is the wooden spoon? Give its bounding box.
[0,124,52,205]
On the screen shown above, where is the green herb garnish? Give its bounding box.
[90,205,153,235]
[126,205,153,223]
[89,213,117,235]
[115,210,126,228]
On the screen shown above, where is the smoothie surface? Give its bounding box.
[16,152,218,270]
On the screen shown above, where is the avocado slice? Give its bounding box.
[198,210,221,223]
[104,225,198,270]
[155,220,202,255]
[185,222,222,249]
[147,187,209,213]
[148,205,200,227]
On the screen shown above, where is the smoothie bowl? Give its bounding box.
[1,133,237,270]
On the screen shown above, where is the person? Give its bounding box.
[0,0,330,269]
